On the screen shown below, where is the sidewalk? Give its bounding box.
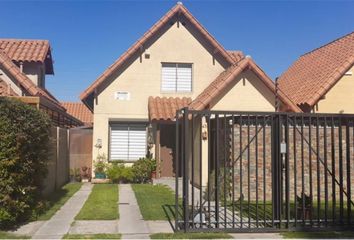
[32,183,92,239]
[118,184,150,239]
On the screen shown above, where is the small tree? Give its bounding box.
[0,97,51,229]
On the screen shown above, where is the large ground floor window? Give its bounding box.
[109,122,147,161]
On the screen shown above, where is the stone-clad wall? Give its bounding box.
[213,123,354,203]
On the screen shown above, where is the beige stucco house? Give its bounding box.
[278,31,354,113]
[81,2,300,178]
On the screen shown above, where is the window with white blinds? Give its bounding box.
[109,123,147,161]
[161,63,192,92]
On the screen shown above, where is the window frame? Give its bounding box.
[108,121,148,163]
[160,62,193,93]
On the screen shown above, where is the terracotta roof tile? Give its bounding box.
[227,50,244,63]
[189,58,301,112]
[80,3,236,108]
[0,39,54,74]
[0,50,64,111]
[148,96,191,121]
[0,39,49,62]
[61,102,93,125]
[278,31,354,107]
[0,78,18,96]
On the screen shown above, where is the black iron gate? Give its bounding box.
[175,108,354,232]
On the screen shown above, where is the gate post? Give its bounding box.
[183,107,190,232]
[271,114,282,227]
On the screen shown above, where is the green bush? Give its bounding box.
[132,158,156,183]
[106,163,133,183]
[0,98,51,229]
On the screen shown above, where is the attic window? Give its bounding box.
[115,91,130,100]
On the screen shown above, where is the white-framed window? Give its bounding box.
[161,63,192,92]
[109,123,147,161]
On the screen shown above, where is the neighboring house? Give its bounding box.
[278,31,354,113]
[0,39,82,127]
[81,3,300,177]
[61,102,93,126]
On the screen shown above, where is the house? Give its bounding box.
[61,102,93,126]
[81,2,300,178]
[278,31,354,113]
[0,39,82,127]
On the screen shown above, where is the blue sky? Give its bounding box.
[1,0,353,102]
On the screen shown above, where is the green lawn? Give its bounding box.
[75,184,119,220]
[282,231,354,239]
[63,233,121,239]
[132,184,176,220]
[0,231,29,239]
[37,182,83,220]
[150,232,233,239]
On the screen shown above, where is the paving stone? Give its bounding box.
[32,183,93,239]
[147,220,174,234]
[69,220,119,234]
[118,184,150,239]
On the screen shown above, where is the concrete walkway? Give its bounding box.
[118,184,150,239]
[32,183,92,239]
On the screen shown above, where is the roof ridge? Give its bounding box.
[0,38,49,43]
[301,31,354,57]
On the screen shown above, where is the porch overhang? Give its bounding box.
[148,96,191,122]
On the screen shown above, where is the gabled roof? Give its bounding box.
[278,31,354,107]
[80,2,236,109]
[0,39,54,74]
[61,102,93,125]
[0,50,64,111]
[148,96,191,121]
[189,57,301,112]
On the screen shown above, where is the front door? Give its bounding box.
[159,124,175,177]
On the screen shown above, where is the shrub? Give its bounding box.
[0,98,51,229]
[106,163,133,183]
[132,158,156,183]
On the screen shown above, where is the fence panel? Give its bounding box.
[176,109,354,232]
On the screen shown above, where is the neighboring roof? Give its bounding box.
[148,96,191,121]
[61,102,93,125]
[189,57,301,112]
[0,50,64,111]
[278,31,354,107]
[0,78,17,96]
[80,2,236,108]
[0,39,54,74]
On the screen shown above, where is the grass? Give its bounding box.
[281,231,354,239]
[36,182,83,220]
[75,184,119,220]
[0,231,30,239]
[63,233,121,239]
[132,184,177,220]
[150,232,233,239]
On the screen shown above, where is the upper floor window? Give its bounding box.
[161,63,192,92]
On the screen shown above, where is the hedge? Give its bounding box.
[0,97,51,229]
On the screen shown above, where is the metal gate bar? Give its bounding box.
[176,109,354,232]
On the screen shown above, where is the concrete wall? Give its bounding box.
[211,70,276,111]
[93,21,226,160]
[42,127,70,196]
[316,65,354,113]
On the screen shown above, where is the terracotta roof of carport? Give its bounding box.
[278,31,354,107]
[148,96,192,121]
